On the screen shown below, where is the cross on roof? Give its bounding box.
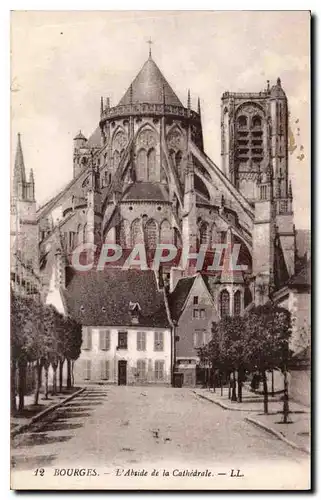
[147,38,153,58]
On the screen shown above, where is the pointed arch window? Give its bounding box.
[136,149,147,181]
[211,224,219,247]
[82,224,87,244]
[234,290,241,316]
[113,150,120,170]
[131,219,143,246]
[160,220,172,244]
[147,148,157,182]
[145,219,158,249]
[77,224,83,245]
[252,115,262,129]
[237,115,248,128]
[220,290,230,318]
[199,222,209,246]
[160,165,167,183]
[175,150,183,177]
[117,219,129,248]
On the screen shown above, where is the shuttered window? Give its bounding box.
[137,359,147,382]
[82,327,92,350]
[155,360,165,381]
[84,360,91,380]
[99,330,110,351]
[100,360,110,380]
[137,331,146,351]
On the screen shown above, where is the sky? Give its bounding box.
[11,10,310,228]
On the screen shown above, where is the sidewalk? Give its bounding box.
[194,386,309,414]
[11,387,84,434]
[194,387,310,454]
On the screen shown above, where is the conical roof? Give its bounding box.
[118,56,183,107]
[13,133,26,194]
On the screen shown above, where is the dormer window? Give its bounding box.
[129,301,141,324]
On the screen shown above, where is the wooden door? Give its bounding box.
[118,360,127,385]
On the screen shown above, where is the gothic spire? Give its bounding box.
[197,96,201,116]
[187,89,191,110]
[13,133,26,197]
[100,96,104,116]
[29,168,34,183]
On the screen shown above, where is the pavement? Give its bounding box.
[11,385,310,490]
[194,387,310,454]
[11,387,82,432]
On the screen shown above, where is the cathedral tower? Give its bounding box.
[11,133,39,293]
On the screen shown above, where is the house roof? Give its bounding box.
[169,276,196,321]
[62,268,171,328]
[118,57,183,107]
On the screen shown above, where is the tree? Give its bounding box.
[244,304,292,414]
[64,317,82,389]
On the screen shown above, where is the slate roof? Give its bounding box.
[169,276,196,321]
[296,229,311,258]
[169,273,221,322]
[62,268,171,328]
[118,57,183,107]
[287,260,311,288]
[123,182,169,202]
[87,126,102,148]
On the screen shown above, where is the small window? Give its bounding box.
[155,360,165,381]
[200,309,206,319]
[82,327,92,350]
[99,330,110,351]
[118,331,128,349]
[100,360,109,380]
[193,296,199,305]
[137,331,146,351]
[193,309,200,319]
[154,331,164,351]
[84,360,91,380]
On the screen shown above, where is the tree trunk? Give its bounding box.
[283,368,290,423]
[44,365,49,400]
[34,359,43,405]
[231,371,237,402]
[220,372,223,397]
[262,369,268,414]
[52,364,58,396]
[18,359,26,411]
[212,366,215,393]
[59,359,64,392]
[271,370,275,397]
[237,368,243,403]
[228,372,231,399]
[11,360,17,413]
[71,360,75,387]
[67,359,72,390]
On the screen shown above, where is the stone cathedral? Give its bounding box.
[11,51,297,304]
[11,50,309,386]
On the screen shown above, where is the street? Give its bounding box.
[11,386,309,489]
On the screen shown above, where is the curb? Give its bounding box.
[193,392,310,415]
[245,416,310,455]
[193,391,260,412]
[11,387,86,438]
